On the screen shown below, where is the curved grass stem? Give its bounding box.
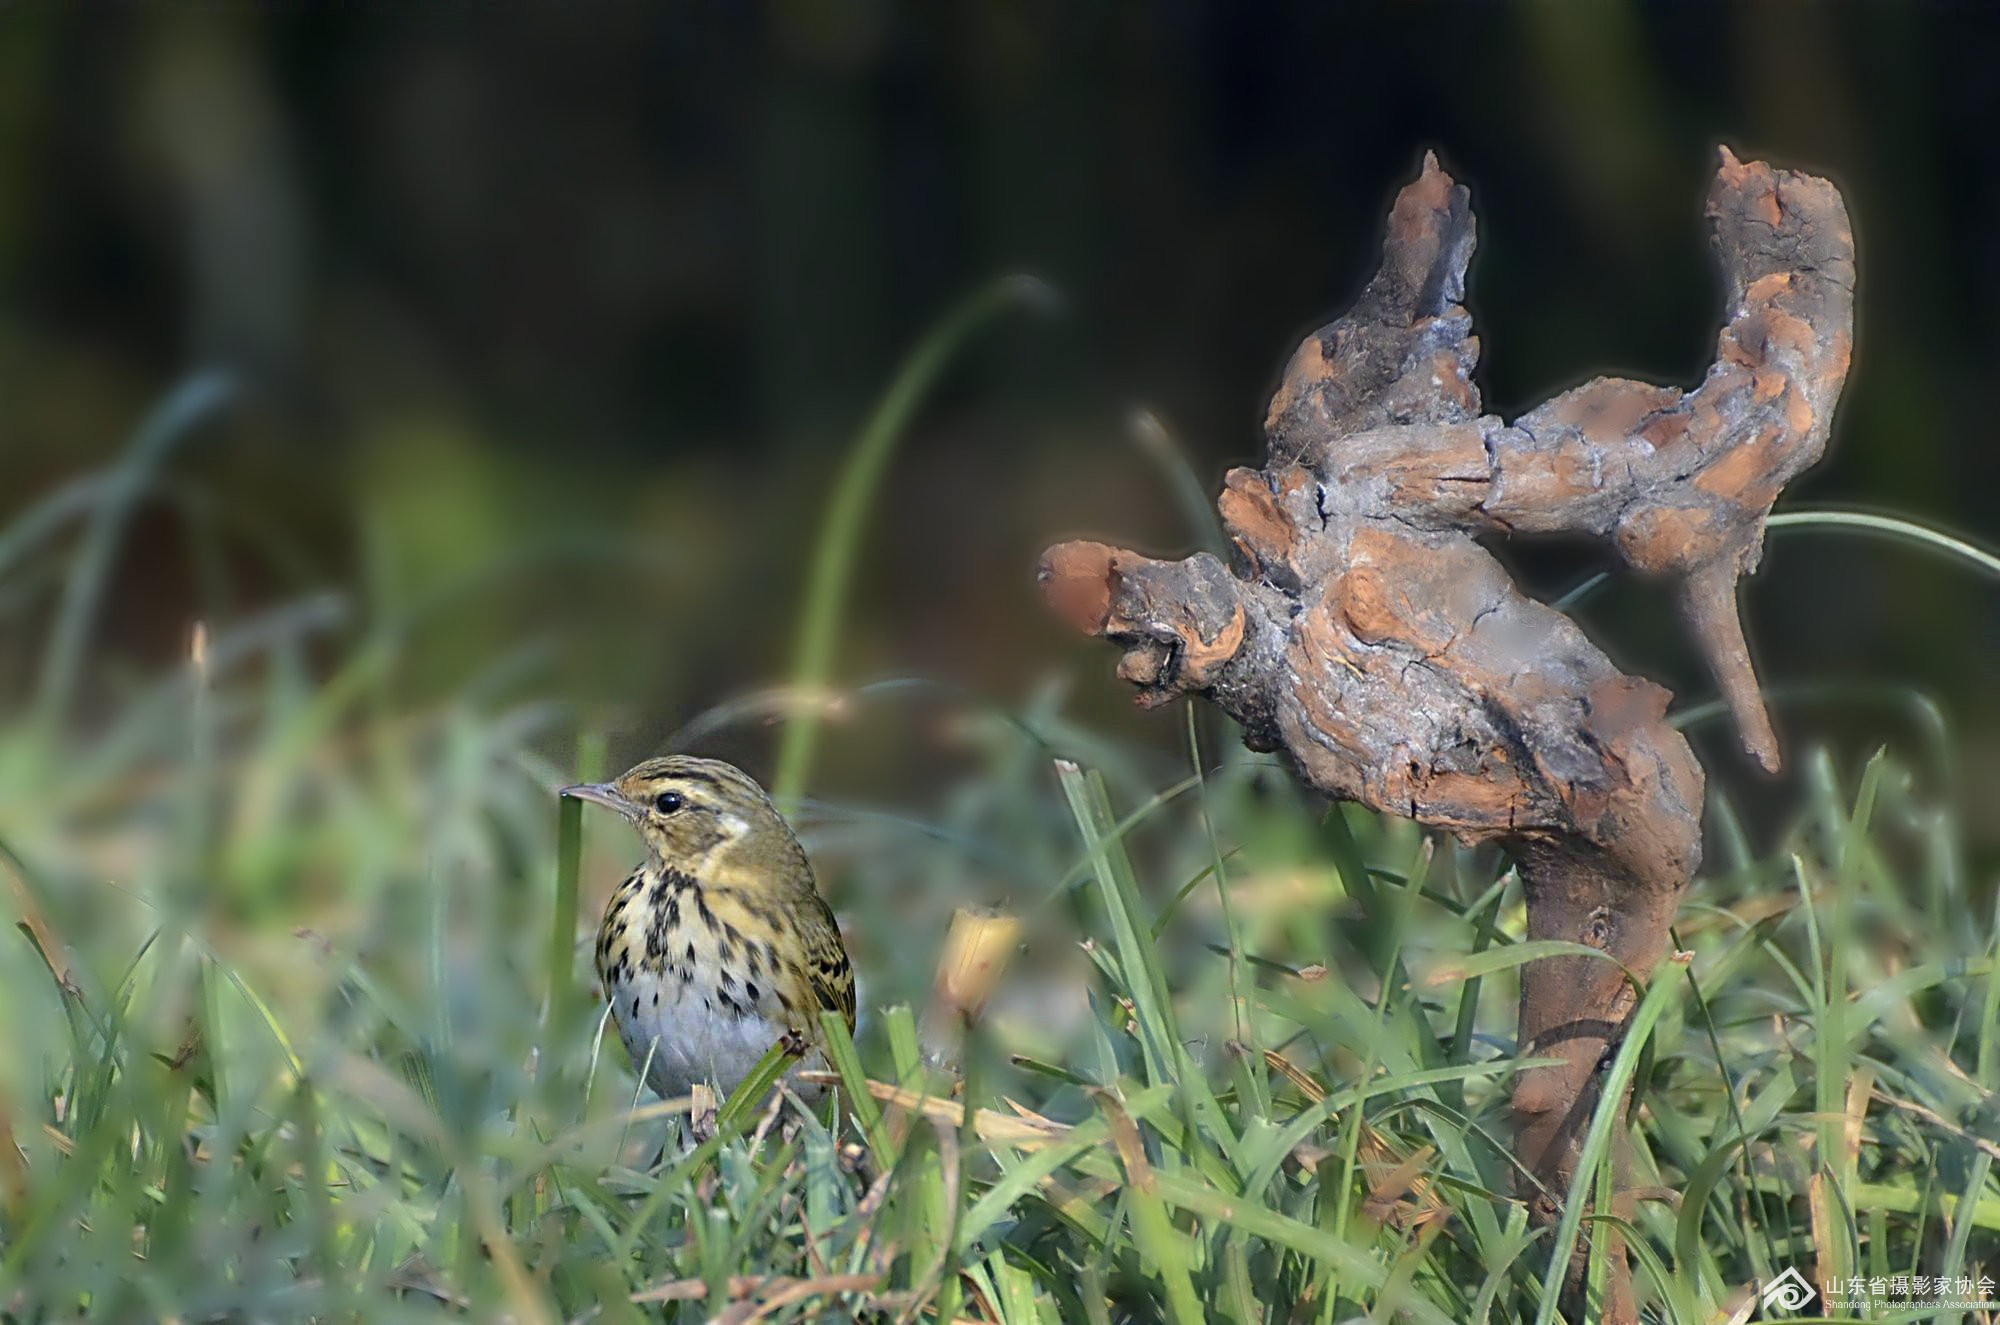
[771,276,1056,806]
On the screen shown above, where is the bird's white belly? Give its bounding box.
[609,967,819,1101]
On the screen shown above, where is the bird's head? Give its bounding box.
[561,756,803,876]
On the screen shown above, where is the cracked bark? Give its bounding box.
[1039,149,1852,1321]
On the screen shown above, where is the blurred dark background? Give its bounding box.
[2,4,1995,851]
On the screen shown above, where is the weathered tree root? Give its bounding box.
[1039,149,1851,1321]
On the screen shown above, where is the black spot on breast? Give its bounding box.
[685,941,697,964]
[630,996,640,1018]
[665,897,681,927]
[745,944,763,977]
[696,894,717,931]
[745,980,760,1004]
[719,991,742,1017]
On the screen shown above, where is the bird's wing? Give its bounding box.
[706,886,854,1038]
[799,890,856,1032]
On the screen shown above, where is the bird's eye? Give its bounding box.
[654,791,686,815]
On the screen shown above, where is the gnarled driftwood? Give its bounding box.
[1039,149,1852,1321]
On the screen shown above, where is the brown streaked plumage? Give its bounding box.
[561,757,854,1104]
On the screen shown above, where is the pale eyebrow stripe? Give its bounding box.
[680,766,767,799]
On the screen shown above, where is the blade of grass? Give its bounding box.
[544,792,583,1069]
[771,275,1056,806]
[1766,507,2000,581]
[1187,705,1262,1116]
[1125,1164,1460,1325]
[1334,841,1433,1251]
[1097,1090,1203,1325]
[1129,408,1228,558]
[819,1009,893,1166]
[606,1043,794,1263]
[953,1086,1176,1253]
[1814,751,1882,1292]
[1533,954,1689,1325]
[884,1004,960,1323]
[1055,759,1239,1179]
[37,372,235,728]
[1419,938,1637,987]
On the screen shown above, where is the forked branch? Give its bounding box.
[1039,149,1852,1321]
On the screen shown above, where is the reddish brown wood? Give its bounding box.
[1039,149,1853,1320]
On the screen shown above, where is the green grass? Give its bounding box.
[0,368,1995,1323]
[768,273,1058,809]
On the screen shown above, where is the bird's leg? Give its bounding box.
[779,1027,810,1057]
[749,1086,791,1153]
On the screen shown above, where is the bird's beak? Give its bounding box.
[559,781,639,821]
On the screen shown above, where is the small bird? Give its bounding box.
[561,757,855,1109]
